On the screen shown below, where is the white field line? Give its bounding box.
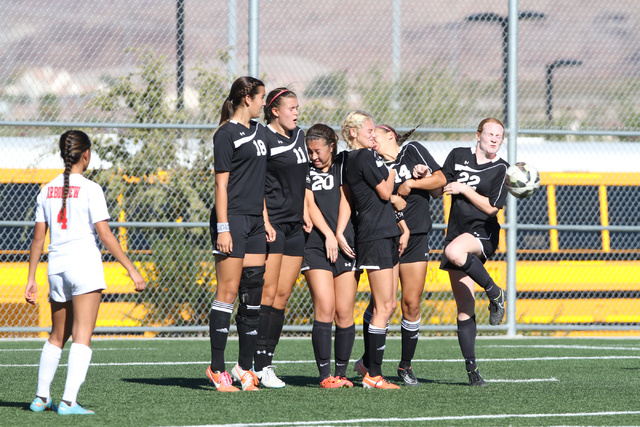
[156,410,640,427]
[0,347,154,352]
[485,377,558,383]
[3,355,640,368]
[484,344,640,351]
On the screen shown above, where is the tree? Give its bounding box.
[90,48,229,331]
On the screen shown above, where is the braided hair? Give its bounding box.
[58,130,91,225]
[217,76,265,128]
[376,124,419,146]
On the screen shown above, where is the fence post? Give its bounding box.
[506,0,519,337]
[248,0,259,78]
[228,0,237,78]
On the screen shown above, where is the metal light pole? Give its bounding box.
[248,0,259,78]
[505,0,519,337]
[466,11,545,125]
[546,59,582,121]
[176,0,186,112]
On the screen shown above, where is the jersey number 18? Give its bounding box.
[253,139,267,156]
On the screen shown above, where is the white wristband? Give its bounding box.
[217,222,230,233]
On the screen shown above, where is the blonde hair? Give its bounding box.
[341,110,373,149]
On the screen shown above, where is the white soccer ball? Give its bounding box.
[505,162,541,199]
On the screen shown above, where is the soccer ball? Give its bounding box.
[505,162,540,199]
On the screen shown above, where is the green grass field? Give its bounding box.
[1,337,640,426]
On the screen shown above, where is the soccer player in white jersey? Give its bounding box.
[339,110,408,389]
[302,124,359,388]
[431,117,509,386]
[25,130,146,414]
[373,124,445,386]
[253,88,310,388]
[208,76,268,392]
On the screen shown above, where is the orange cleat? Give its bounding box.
[334,375,354,387]
[231,364,260,391]
[362,373,401,389]
[320,376,350,389]
[206,366,240,392]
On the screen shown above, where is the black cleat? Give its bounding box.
[397,366,419,386]
[467,368,487,387]
[489,288,506,325]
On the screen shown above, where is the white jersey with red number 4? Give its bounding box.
[35,173,110,274]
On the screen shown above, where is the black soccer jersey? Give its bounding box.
[390,141,442,234]
[306,152,355,249]
[344,149,399,244]
[265,125,309,224]
[442,146,509,243]
[213,119,267,216]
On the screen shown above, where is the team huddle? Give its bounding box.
[24,76,509,413]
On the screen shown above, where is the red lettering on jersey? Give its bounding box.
[46,186,81,199]
[57,208,67,230]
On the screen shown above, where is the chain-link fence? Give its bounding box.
[1,0,639,338]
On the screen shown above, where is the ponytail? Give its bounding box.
[216,76,265,133]
[58,130,92,225]
[376,124,419,146]
[59,135,73,224]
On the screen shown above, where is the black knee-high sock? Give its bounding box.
[457,315,477,372]
[334,323,355,377]
[266,307,285,366]
[361,309,373,368]
[209,301,233,372]
[461,254,500,299]
[367,324,387,377]
[312,320,333,381]
[254,305,272,372]
[236,266,264,371]
[400,317,420,369]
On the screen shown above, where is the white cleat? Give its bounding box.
[254,365,286,389]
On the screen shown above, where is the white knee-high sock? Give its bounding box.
[62,343,92,404]
[36,341,63,400]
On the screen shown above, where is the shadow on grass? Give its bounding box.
[0,400,31,411]
[122,377,212,390]
[121,376,467,390]
[280,375,465,388]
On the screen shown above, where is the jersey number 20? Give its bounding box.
[311,175,334,191]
